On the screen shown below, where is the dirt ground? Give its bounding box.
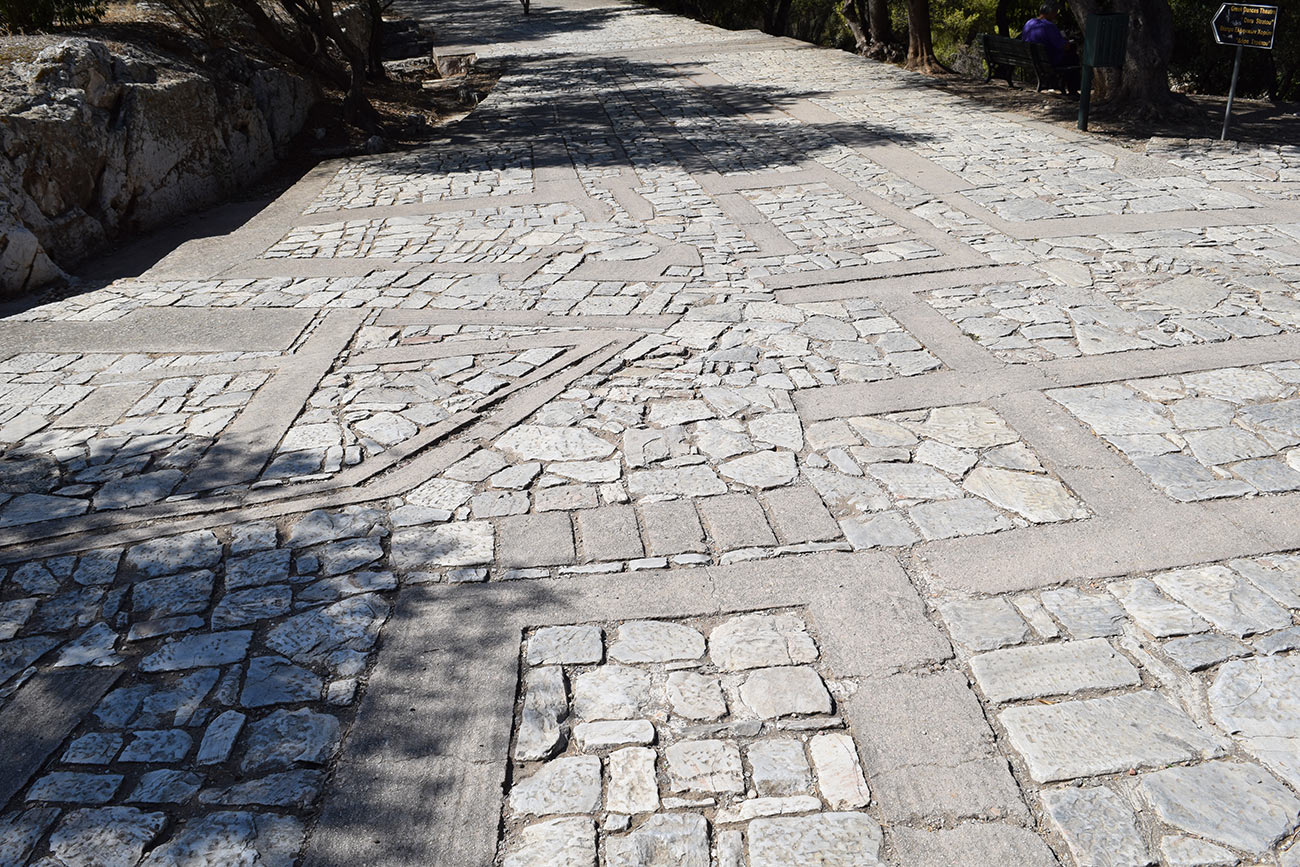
[929,70,1300,148]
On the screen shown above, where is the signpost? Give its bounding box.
[1212,3,1279,140]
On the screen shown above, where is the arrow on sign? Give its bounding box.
[1212,2,1278,49]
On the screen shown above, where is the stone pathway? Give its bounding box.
[2,0,1300,863]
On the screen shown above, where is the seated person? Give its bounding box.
[1021,4,1080,96]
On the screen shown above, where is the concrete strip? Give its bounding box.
[988,389,1167,516]
[762,252,990,290]
[218,256,542,281]
[915,496,1300,596]
[882,297,1000,373]
[141,159,340,281]
[0,308,314,355]
[713,192,797,254]
[600,172,656,221]
[796,333,1300,422]
[814,168,978,258]
[305,551,958,865]
[0,667,123,808]
[375,308,679,330]
[842,138,970,195]
[290,187,601,227]
[1043,332,1300,388]
[939,190,1291,240]
[794,366,1049,421]
[351,334,587,367]
[772,265,1038,305]
[176,309,366,494]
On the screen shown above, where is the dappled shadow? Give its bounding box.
[303,577,566,866]
[440,52,937,178]
[391,0,936,169]
[399,0,665,55]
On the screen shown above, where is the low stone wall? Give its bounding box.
[0,38,317,295]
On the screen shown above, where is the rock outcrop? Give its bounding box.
[0,38,316,295]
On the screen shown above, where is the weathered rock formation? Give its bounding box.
[0,38,316,295]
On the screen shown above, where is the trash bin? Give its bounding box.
[1079,12,1129,130]
[1082,12,1128,67]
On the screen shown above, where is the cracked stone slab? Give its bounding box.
[508,757,602,817]
[1139,761,1300,855]
[607,621,704,663]
[969,637,1140,703]
[1209,655,1300,788]
[502,817,596,867]
[748,813,884,867]
[707,613,818,671]
[1000,691,1228,782]
[605,814,708,867]
[1041,786,1153,867]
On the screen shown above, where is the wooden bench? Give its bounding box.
[979,33,1077,92]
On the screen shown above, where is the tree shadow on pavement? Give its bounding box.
[304,578,566,866]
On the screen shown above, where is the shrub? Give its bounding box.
[151,0,241,43]
[0,0,106,32]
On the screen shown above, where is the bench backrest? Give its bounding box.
[980,33,1051,68]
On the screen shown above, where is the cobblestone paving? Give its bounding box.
[1053,363,1300,500]
[502,611,882,865]
[3,0,1300,862]
[937,552,1300,866]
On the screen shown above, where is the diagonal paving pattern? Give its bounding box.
[2,0,1300,863]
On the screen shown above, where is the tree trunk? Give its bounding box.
[1067,0,1187,116]
[994,0,1014,37]
[866,0,900,58]
[765,0,794,35]
[365,0,387,81]
[839,0,870,53]
[905,0,944,72]
[229,0,349,88]
[315,0,375,126]
[841,0,901,60]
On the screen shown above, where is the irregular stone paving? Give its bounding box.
[1,0,1299,861]
[938,551,1300,866]
[928,262,1300,362]
[0,511,391,864]
[503,611,884,865]
[1053,362,1300,500]
[303,145,535,213]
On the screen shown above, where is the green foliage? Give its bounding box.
[0,0,105,32]
[787,0,852,46]
[930,0,991,58]
[637,0,1298,100]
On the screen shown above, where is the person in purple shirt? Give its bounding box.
[1022,3,1080,96]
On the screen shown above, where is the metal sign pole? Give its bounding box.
[1078,65,1093,131]
[1220,44,1243,141]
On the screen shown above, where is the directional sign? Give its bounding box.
[1212,3,1278,49]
